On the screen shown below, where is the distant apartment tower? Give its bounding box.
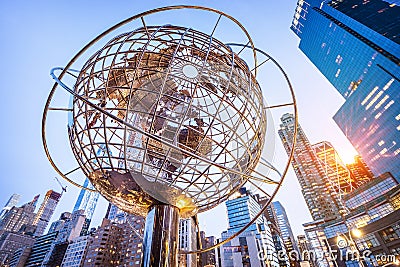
[290,0,400,181]
[72,144,109,235]
[296,235,315,267]
[104,204,145,266]
[221,188,279,267]
[278,114,345,220]
[0,194,20,222]
[105,203,126,224]
[120,215,145,266]
[0,232,35,266]
[302,222,334,267]
[60,235,89,267]
[33,190,61,237]
[270,202,299,263]
[54,209,86,243]
[40,209,86,267]
[83,218,122,266]
[200,232,217,267]
[24,231,58,267]
[258,199,292,267]
[9,246,32,267]
[0,195,39,233]
[48,212,72,234]
[296,235,308,255]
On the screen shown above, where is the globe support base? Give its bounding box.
[142,204,180,267]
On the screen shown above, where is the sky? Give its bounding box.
[0,0,358,238]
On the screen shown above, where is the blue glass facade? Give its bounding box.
[72,144,110,227]
[226,195,265,233]
[271,202,299,255]
[291,0,400,181]
[73,177,99,221]
[328,0,400,45]
[223,189,279,267]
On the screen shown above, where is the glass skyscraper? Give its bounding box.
[221,188,279,267]
[0,194,20,222]
[291,0,400,181]
[270,202,299,258]
[278,113,346,221]
[72,177,99,234]
[72,144,109,234]
[312,141,357,195]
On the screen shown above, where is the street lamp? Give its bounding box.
[351,229,363,239]
[336,227,365,267]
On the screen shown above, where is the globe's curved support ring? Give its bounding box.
[179,43,298,255]
[41,5,259,193]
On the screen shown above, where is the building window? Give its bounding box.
[379,223,400,243]
[335,55,343,64]
[355,233,380,250]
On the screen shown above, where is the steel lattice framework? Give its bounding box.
[67,25,266,217]
[42,5,298,255]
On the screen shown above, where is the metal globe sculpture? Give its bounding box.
[69,25,266,218]
[43,5,297,265]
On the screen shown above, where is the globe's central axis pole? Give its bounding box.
[142,204,180,267]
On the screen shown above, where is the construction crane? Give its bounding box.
[54,177,67,196]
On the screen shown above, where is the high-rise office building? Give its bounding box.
[296,235,315,267]
[312,141,357,195]
[278,113,345,221]
[33,190,61,237]
[48,212,72,234]
[178,217,198,267]
[221,188,279,267]
[346,155,374,187]
[105,203,126,224]
[60,235,89,267]
[0,195,39,233]
[83,218,122,266]
[313,142,376,199]
[291,0,400,181]
[72,178,99,235]
[0,194,20,222]
[270,202,299,263]
[9,246,32,267]
[24,231,58,267]
[321,172,400,267]
[40,210,86,267]
[259,198,291,267]
[0,231,35,266]
[328,0,400,45]
[118,214,145,267]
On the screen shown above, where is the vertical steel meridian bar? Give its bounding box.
[142,204,180,267]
